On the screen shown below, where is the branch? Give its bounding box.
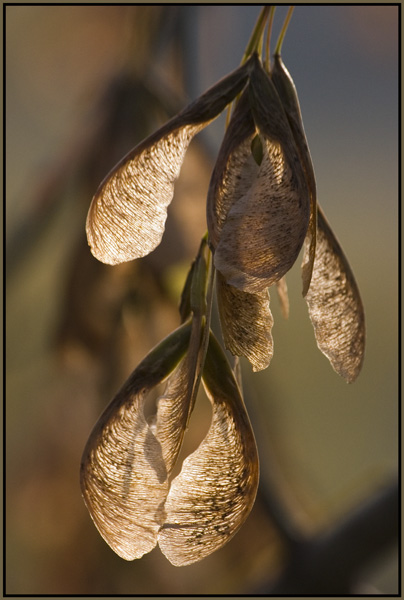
[265,478,398,594]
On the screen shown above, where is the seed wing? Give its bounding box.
[153,315,204,474]
[216,271,274,371]
[304,206,365,382]
[213,56,310,293]
[158,333,259,566]
[271,54,318,296]
[80,323,191,560]
[87,59,253,265]
[206,90,257,249]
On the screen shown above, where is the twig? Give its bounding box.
[264,478,398,594]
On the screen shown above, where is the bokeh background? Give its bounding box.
[6,5,398,595]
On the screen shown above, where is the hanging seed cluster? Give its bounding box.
[81,11,365,567]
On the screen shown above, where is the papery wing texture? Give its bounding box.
[301,203,317,296]
[271,55,317,296]
[213,57,310,293]
[80,323,191,560]
[158,333,259,566]
[81,391,168,560]
[153,317,204,474]
[87,59,252,265]
[206,90,257,248]
[152,361,193,476]
[86,124,204,265]
[216,271,274,371]
[303,206,365,382]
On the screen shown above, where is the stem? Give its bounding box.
[267,479,398,594]
[227,6,271,127]
[190,244,215,409]
[264,6,276,71]
[183,233,216,415]
[241,6,272,64]
[274,6,295,56]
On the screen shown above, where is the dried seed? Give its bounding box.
[87,58,254,265]
[216,270,274,371]
[212,55,310,293]
[158,332,259,565]
[80,322,191,560]
[271,54,317,296]
[303,206,365,382]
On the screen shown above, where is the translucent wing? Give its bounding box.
[213,56,310,293]
[158,332,259,566]
[86,124,203,265]
[216,270,274,371]
[151,361,193,476]
[206,89,257,249]
[86,59,253,265]
[153,315,204,474]
[271,54,317,296]
[303,206,365,382]
[81,390,168,561]
[80,322,191,560]
[153,238,209,473]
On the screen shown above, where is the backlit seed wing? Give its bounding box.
[214,56,310,293]
[86,59,253,265]
[301,205,317,297]
[158,332,259,566]
[271,55,318,297]
[154,236,211,472]
[216,271,274,371]
[153,315,204,474]
[151,358,192,476]
[80,322,191,560]
[86,124,203,265]
[81,391,168,561]
[206,89,257,249]
[303,206,365,382]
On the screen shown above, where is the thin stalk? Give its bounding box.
[190,244,215,411]
[226,5,271,127]
[241,6,272,64]
[274,6,295,56]
[264,6,276,71]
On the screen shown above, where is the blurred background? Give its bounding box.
[6,5,398,595]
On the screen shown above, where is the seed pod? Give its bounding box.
[272,55,365,379]
[303,206,365,382]
[80,321,191,560]
[206,89,257,250]
[211,55,310,293]
[152,313,205,474]
[216,270,274,372]
[271,54,317,296]
[87,57,254,265]
[206,86,274,370]
[158,331,259,565]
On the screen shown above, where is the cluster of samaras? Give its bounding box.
[81,42,365,566]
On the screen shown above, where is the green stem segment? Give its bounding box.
[193,5,296,393]
[190,246,215,409]
[264,6,276,71]
[227,6,272,127]
[180,232,216,414]
[274,6,295,56]
[242,6,272,64]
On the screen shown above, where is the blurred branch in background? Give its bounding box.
[257,478,398,594]
[5,5,399,595]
